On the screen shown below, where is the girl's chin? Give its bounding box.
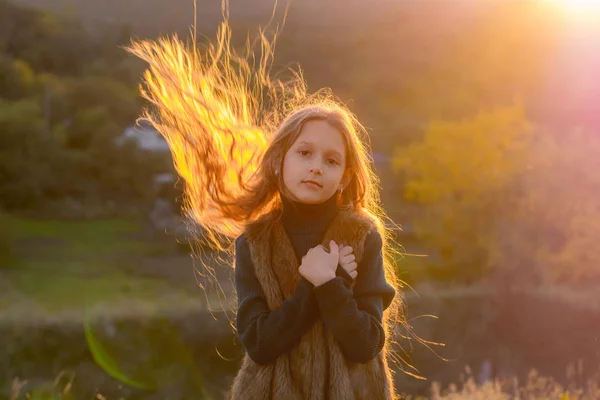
[290,190,334,204]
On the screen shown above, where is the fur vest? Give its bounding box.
[229,208,396,400]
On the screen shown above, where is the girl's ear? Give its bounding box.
[271,157,282,174]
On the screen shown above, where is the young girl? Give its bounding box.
[229,104,399,399]
[128,17,407,400]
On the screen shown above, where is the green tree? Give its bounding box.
[0,99,50,208]
[0,1,167,214]
[66,76,140,128]
[0,56,36,99]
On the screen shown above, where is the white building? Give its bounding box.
[117,123,170,153]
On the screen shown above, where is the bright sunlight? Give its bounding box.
[547,0,600,24]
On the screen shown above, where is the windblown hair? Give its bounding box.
[127,15,429,378]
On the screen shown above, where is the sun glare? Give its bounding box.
[548,0,600,22]
[556,0,600,9]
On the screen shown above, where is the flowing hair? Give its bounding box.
[127,10,433,379]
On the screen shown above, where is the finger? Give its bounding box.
[347,254,355,262]
[348,261,357,271]
[340,246,353,256]
[338,246,348,261]
[350,270,358,279]
[329,240,339,260]
[309,245,322,254]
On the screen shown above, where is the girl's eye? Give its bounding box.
[299,150,310,156]
[327,158,339,165]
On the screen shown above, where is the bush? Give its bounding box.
[0,212,15,269]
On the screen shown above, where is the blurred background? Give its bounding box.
[1,0,600,398]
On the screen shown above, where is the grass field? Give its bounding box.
[2,215,599,399]
[8,368,599,400]
[0,214,212,322]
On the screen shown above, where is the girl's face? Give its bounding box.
[282,119,348,204]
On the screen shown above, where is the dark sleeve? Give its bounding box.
[234,235,320,365]
[314,229,395,363]
[336,264,355,288]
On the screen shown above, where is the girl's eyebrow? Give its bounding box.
[295,140,314,147]
[296,141,343,159]
[325,149,343,160]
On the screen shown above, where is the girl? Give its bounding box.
[128,16,409,400]
[229,104,399,399]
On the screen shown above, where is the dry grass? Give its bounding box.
[403,367,600,400]
[9,368,600,400]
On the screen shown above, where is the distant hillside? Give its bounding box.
[10,0,478,38]
[11,0,594,151]
[13,0,226,36]
[8,0,484,147]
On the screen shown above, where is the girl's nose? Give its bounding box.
[309,165,322,175]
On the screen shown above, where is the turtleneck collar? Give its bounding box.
[280,192,339,235]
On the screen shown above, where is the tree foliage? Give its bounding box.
[0,0,169,213]
[393,104,533,281]
[394,102,600,287]
[490,129,600,286]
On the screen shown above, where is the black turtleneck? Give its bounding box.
[234,193,396,366]
[280,193,339,263]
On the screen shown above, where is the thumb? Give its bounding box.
[329,240,339,262]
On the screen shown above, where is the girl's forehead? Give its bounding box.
[293,120,346,153]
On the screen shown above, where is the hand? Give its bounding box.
[339,245,358,279]
[299,240,339,287]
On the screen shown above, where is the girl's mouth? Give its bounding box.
[303,180,322,188]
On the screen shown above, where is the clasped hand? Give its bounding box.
[299,240,358,287]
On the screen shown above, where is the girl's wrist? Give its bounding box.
[314,273,336,287]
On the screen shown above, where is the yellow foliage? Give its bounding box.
[393,104,533,279]
[394,104,532,204]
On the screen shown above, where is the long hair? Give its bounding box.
[127,14,429,379]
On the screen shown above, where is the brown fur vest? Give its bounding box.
[229,208,396,400]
